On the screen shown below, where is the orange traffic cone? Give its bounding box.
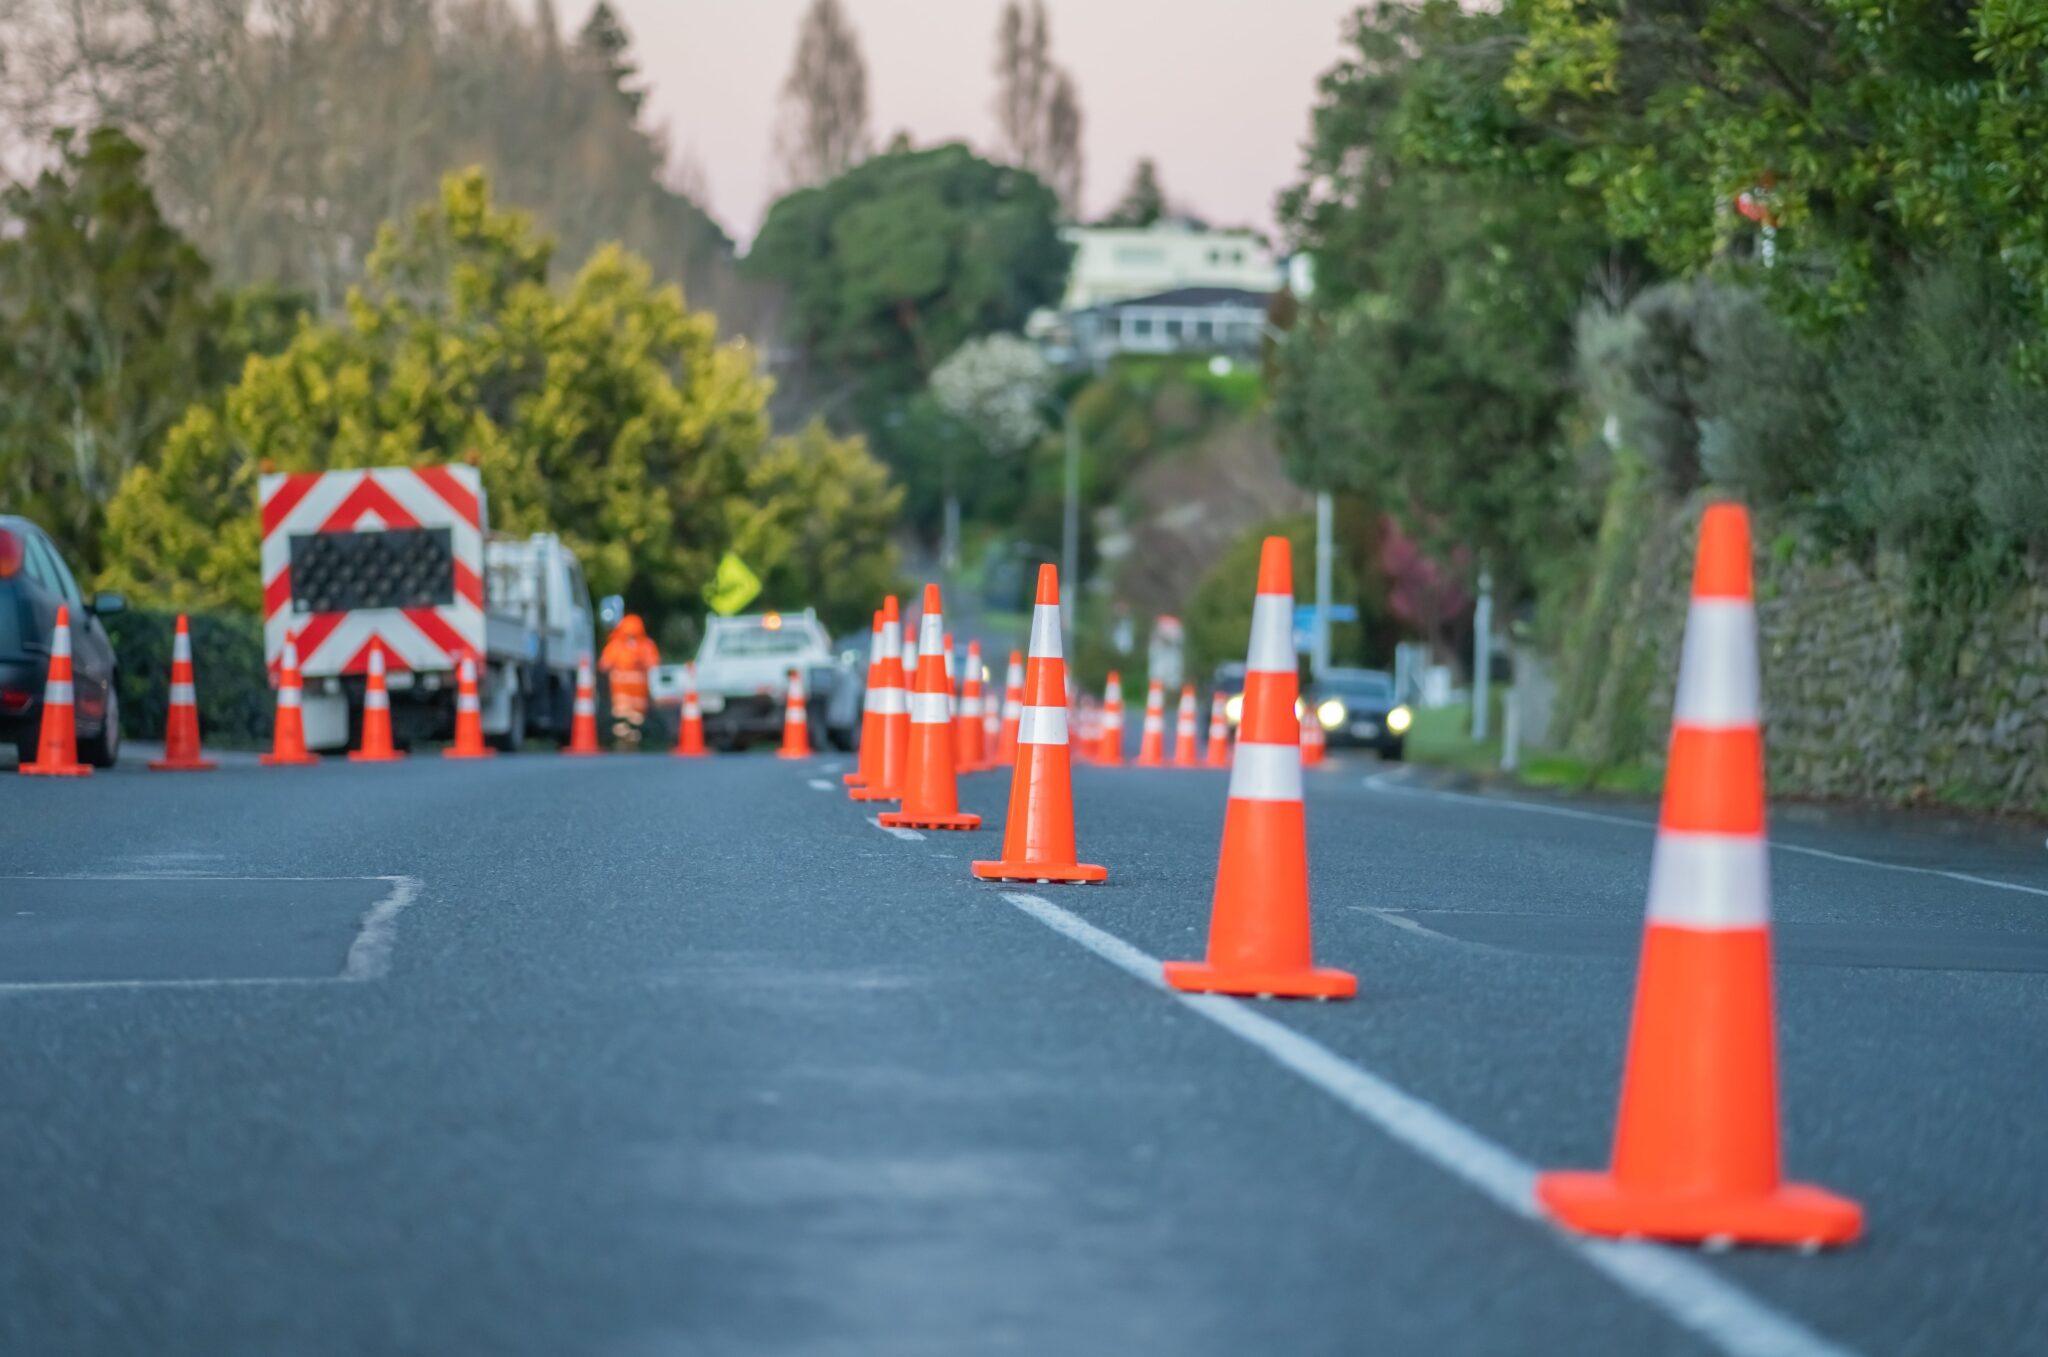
[1135,678,1167,766]
[20,604,91,776]
[878,584,980,831]
[982,661,1002,762]
[996,649,1024,765]
[778,667,813,759]
[1096,672,1125,765]
[349,641,406,763]
[850,596,908,803]
[443,654,495,759]
[1171,683,1200,767]
[1536,503,1861,1248]
[674,661,709,757]
[1301,707,1327,766]
[261,628,321,767]
[1164,537,1354,1001]
[974,566,1104,884]
[956,639,988,772]
[1205,691,1232,768]
[149,613,217,771]
[564,654,600,755]
[846,611,883,784]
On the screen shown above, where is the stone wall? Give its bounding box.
[1552,498,2048,813]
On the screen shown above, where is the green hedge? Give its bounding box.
[103,608,272,746]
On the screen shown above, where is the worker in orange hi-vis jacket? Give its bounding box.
[599,614,662,749]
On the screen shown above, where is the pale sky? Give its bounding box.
[577,1,1360,246]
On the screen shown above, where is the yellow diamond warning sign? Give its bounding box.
[704,551,763,616]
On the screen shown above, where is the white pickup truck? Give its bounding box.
[259,466,595,751]
[651,609,862,751]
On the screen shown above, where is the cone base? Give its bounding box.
[259,752,321,767]
[842,771,866,785]
[971,859,1106,884]
[19,762,91,777]
[148,757,218,771]
[1536,1171,1862,1248]
[561,748,603,757]
[442,747,497,760]
[776,749,812,760]
[878,809,981,831]
[848,784,900,802]
[1161,959,1357,1000]
[673,747,709,759]
[348,750,408,763]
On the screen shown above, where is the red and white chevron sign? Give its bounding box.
[260,465,487,680]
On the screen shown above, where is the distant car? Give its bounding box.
[1212,661,1249,727]
[652,609,861,750]
[0,515,125,767]
[1305,667,1410,759]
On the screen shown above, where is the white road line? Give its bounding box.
[342,876,419,981]
[1362,770,2048,900]
[868,815,925,842]
[807,778,836,791]
[999,890,1861,1357]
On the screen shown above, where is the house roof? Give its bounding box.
[1097,286,1273,310]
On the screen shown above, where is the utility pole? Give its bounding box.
[1060,403,1079,637]
[1312,491,1334,680]
[1471,563,1493,741]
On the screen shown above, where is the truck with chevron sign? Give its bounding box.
[259,465,596,753]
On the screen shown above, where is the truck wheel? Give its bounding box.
[490,689,528,753]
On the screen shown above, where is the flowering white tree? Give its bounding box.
[931,333,1052,458]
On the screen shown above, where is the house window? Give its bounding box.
[1194,320,1213,340]
[1131,317,1153,337]
[1165,318,1183,340]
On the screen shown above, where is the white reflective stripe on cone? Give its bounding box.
[882,621,902,660]
[173,632,192,662]
[867,629,882,664]
[961,693,981,716]
[920,613,945,657]
[683,699,700,717]
[1645,830,1771,929]
[1003,697,1023,719]
[573,698,595,716]
[170,683,196,705]
[1028,602,1063,660]
[1105,682,1122,703]
[871,686,908,715]
[1247,594,1294,673]
[1018,704,1069,746]
[367,690,391,710]
[43,680,74,704]
[51,628,71,659]
[458,694,479,712]
[1228,741,1304,803]
[370,650,386,677]
[910,691,951,724]
[278,688,302,708]
[1142,715,1163,733]
[1672,599,1761,728]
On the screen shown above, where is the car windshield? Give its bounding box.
[1322,672,1395,700]
[709,624,810,657]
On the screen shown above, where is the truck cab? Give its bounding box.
[657,609,861,750]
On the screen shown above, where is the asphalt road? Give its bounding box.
[2,742,2045,1355]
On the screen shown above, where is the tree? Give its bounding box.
[0,127,234,575]
[728,421,902,635]
[746,143,1071,403]
[1102,158,1165,228]
[992,0,1084,214]
[100,169,875,623]
[931,335,1052,459]
[773,0,872,190]
[576,1,645,115]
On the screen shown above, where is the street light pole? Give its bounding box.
[1061,403,1079,637]
[1312,491,1333,680]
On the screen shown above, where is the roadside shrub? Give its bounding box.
[102,607,270,745]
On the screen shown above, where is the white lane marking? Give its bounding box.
[1348,906,1469,946]
[999,890,1861,1357]
[0,875,419,990]
[1362,769,2048,900]
[342,876,419,981]
[868,815,925,842]
[807,778,835,791]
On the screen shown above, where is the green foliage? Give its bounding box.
[102,607,272,746]
[1274,2,1615,597]
[101,169,893,630]
[1180,517,1365,682]
[746,144,1070,402]
[728,421,903,636]
[0,128,235,576]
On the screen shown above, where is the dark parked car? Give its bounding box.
[1304,667,1411,759]
[0,516,124,767]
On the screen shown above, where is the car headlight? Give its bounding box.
[1225,693,1243,724]
[1386,704,1412,734]
[1317,699,1345,730]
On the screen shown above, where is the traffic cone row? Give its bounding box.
[877,585,980,832]
[564,655,600,756]
[847,612,883,784]
[1096,673,1125,765]
[850,596,908,803]
[674,661,709,757]
[1206,692,1232,768]
[778,667,813,759]
[442,654,494,759]
[955,639,987,773]
[1135,679,1167,766]
[997,651,1024,764]
[20,605,89,777]
[262,629,320,767]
